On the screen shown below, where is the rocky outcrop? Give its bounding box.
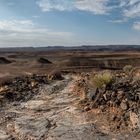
[0,57,12,64]
[0,75,48,103]
[37,57,52,64]
[78,73,140,133]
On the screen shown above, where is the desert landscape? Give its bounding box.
[1,0,140,139]
[0,46,140,139]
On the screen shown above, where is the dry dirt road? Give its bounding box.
[0,75,138,140]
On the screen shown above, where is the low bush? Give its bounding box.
[131,67,140,81]
[90,71,114,89]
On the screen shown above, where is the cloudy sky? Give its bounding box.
[0,0,140,47]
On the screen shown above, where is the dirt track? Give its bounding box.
[0,74,139,140]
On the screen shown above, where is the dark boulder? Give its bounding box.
[37,57,52,64]
[0,57,12,64]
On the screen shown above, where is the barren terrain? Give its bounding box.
[0,48,140,140]
[1,50,140,78]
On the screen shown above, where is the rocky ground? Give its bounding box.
[0,73,140,140]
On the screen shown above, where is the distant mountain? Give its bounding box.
[0,45,140,52]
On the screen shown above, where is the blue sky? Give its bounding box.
[0,0,140,47]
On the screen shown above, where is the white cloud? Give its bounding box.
[0,20,34,33]
[37,0,74,12]
[32,15,39,18]
[128,0,140,5]
[109,19,127,23]
[119,0,140,18]
[37,0,112,15]
[120,0,140,7]
[133,21,140,30]
[123,3,140,18]
[75,0,111,15]
[0,20,74,47]
[37,0,140,18]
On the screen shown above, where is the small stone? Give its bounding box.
[117,91,124,100]
[120,101,128,111]
[84,106,90,112]
[7,123,14,132]
[123,112,130,121]
[130,112,140,130]
[23,100,46,110]
[110,115,117,121]
[114,99,120,106]
[103,94,107,100]
[86,88,97,100]
[31,80,38,87]
[111,91,116,98]
[99,105,105,111]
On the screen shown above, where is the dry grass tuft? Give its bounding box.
[90,71,114,89]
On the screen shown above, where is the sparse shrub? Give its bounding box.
[131,67,140,81]
[90,71,114,89]
[123,65,133,75]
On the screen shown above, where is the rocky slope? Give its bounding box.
[0,73,140,140]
